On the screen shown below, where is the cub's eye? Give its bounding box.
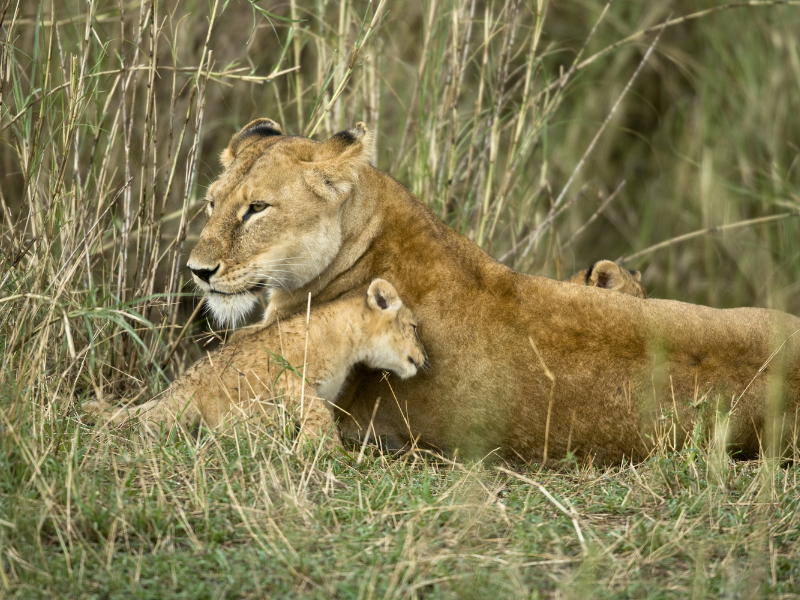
[242,202,271,222]
[412,325,419,335]
[207,201,214,216]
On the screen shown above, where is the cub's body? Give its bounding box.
[84,280,425,442]
[566,260,646,298]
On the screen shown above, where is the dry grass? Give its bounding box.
[2,0,800,597]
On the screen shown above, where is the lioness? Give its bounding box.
[186,118,800,464]
[566,260,646,298]
[83,279,426,442]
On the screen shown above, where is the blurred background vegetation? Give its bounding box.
[2,0,800,396]
[3,2,800,596]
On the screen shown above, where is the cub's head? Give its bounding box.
[188,119,374,326]
[362,279,427,380]
[566,260,647,298]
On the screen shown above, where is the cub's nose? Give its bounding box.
[189,264,220,284]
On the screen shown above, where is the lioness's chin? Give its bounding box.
[205,292,258,327]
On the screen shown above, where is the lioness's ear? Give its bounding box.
[220,118,283,168]
[629,269,642,282]
[366,279,402,315]
[589,260,624,291]
[304,122,374,203]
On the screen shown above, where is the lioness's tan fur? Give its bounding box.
[566,260,647,298]
[83,280,425,442]
[185,120,800,464]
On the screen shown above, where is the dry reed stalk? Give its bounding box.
[290,0,303,132]
[160,298,204,370]
[485,2,546,242]
[575,0,800,76]
[528,336,555,466]
[619,212,800,264]
[545,0,614,120]
[475,0,521,247]
[332,0,351,134]
[164,86,197,326]
[304,0,386,138]
[498,466,589,556]
[389,0,439,174]
[162,2,222,351]
[356,396,382,466]
[365,39,380,159]
[116,0,150,304]
[295,292,312,454]
[133,1,159,303]
[441,0,475,220]
[563,179,626,249]
[500,22,665,265]
[125,2,159,373]
[460,4,492,230]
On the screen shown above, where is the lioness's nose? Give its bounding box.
[189,264,220,283]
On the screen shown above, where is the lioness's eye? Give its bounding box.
[207,201,214,215]
[242,202,271,222]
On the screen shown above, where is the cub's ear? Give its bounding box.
[303,122,374,203]
[588,260,624,291]
[629,269,642,282]
[220,118,283,168]
[366,279,402,315]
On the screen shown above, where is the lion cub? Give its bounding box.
[83,279,426,444]
[565,260,646,298]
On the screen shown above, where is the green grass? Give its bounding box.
[2,419,799,598]
[3,0,800,597]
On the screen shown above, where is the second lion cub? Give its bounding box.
[84,279,426,444]
[565,260,646,298]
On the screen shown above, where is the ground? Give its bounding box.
[1,417,798,598]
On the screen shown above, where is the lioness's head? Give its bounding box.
[188,119,373,325]
[362,279,427,379]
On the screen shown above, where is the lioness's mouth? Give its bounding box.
[208,282,266,296]
[208,288,249,297]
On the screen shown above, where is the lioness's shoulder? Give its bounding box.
[566,260,646,298]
